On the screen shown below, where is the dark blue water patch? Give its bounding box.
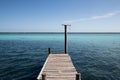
[0,53,46,80]
[71,50,120,80]
[0,34,120,80]
[0,40,48,80]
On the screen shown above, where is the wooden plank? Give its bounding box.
[37,54,80,80]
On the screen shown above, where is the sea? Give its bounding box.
[0,33,120,80]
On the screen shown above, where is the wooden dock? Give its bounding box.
[37,25,81,80]
[37,54,80,80]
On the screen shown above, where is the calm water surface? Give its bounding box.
[0,34,120,80]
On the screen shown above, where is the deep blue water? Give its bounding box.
[0,33,120,80]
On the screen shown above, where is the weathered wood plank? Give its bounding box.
[37,54,80,80]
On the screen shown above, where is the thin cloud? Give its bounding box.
[64,10,120,23]
[91,11,120,19]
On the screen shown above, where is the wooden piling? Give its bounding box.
[42,74,46,80]
[64,25,67,54]
[63,24,71,54]
[48,48,51,54]
[76,73,80,80]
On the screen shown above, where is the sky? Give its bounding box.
[0,0,120,32]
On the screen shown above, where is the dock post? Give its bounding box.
[42,74,46,80]
[48,48,51,54]
[63,25,68,54]
[64,25,67,54]
[76,73,80,80]
[63,24,71,54]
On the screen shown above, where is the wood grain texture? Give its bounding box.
[37,54,80,80]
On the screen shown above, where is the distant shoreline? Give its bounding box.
[0,32,120,34]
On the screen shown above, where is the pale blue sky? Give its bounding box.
[0,0,120,32]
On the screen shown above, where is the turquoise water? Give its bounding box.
[0,34,120,80]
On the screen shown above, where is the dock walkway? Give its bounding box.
[37,54,80,80]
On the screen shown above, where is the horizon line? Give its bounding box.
[0,32,120,34]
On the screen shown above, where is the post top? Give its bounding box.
[62,24,71,26]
